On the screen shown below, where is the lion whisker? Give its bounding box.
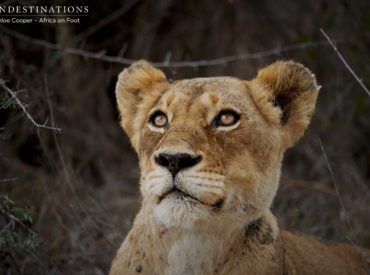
[186,175,224,182]
[192,182,224,190]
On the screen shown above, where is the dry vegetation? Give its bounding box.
[0,0,369,274]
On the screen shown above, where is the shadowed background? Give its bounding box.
[0,0,369,274]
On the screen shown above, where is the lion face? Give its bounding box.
[137,78,282,228]
[116,61,319,228]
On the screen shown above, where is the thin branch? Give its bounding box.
[0,89,26,109]
[319,139,354,234]
[0,221,13,235]
[118,43,129,57]
[0,207,39,237]
[0,80,61,132]
[319,138,370,272]
[0,26,332,68]
[320,29,370,97]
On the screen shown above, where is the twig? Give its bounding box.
[0,207,39,237]
[0,80,61,132]
[319,139,354,234]
[118,43,129,57]
[0,89,26,109]
[0,221,13,235]
[320,29,370,97]
[0,26,332,68]
[319,138,370,272]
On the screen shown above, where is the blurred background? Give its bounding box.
[0,0,369,274]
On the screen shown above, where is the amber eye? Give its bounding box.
[149,111,168,128]
[213,110,240,127]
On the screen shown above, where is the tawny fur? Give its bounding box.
[110,60,369,275]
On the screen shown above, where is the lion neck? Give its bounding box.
[131,206,284,274]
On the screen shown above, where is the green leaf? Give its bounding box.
[11,207,25,218]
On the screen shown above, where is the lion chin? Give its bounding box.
[153,190,210,229]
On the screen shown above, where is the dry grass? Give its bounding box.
[0,0,369,274]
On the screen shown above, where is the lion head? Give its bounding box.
[116,60,320,229]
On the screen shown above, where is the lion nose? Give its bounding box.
[155,153,202,177]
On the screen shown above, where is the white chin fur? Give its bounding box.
[153,197,210,229]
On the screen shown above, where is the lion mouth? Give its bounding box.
[158,187,224,209]
[158,187,200,204]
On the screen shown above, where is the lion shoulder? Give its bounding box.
[281,230,369,274]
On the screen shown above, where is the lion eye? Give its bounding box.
[149,111,168,128]
[213,110,240,127]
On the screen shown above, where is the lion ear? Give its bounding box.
[116,60,167,146]
[250,61,320,147]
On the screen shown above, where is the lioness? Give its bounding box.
[110,60,369,274]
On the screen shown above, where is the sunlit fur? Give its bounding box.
[110,60,369,275]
